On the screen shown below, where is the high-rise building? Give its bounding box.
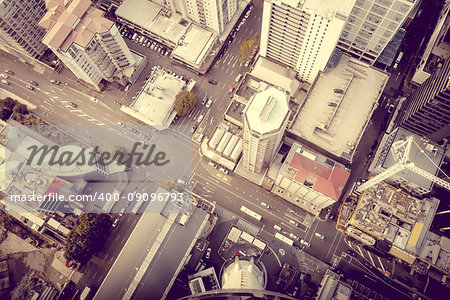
[398,58,450,142]
[242,87,290,174]
[168,0,239,34]
[259,0,355,83]
[38,0,135,90]
[337,0,418,65]
[0,0,48,59]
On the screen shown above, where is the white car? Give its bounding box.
[0,73,8,79]
[205,99,213,108]
[289,219,299,227]
[300,239,310,247]
[112,218,119,228]
[261,202,270,209]
[197,114,204,123]
[205,248,211,259]
[90,97,99,102]
[289,233,300,241]
[1,79,9,85]
[273,225,282,231]
[315,232,325,239]
[196,133,204,143]
[119,208,125,217]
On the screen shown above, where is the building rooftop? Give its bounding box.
[350,182,439,255]
[94,187,209,300]
[250,57,300,96]
[121,67,186,127]
[300,0,356,19]
[289,54,389,161]
[244,87,289,135]
[116,0,186,45]
[171,24,217,68]
[39,0,113,51]
[279,143,350,202]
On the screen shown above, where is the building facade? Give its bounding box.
[398,58,450,142]
[242,87,290,174]
[0,0,48,59]
[259,0,355,83]
[337,0,417,65]
[39,0,135,89]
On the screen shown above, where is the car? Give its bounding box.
[202,97,207,105]
[150,43,156,50]
[29,80,39,86]
[273,225,282,231]
[112,218,119,227]
[299,270,307,280]
[261,202,270,209]
[205,247,211,259]
[197,133,204,143]
[208,79,217,85]
[208,161,217,168]
[289,209,298,216]
[205,99,213,108]
[4,70,14,75]
[119,208,125,217]
[197,114,204,123]
[315,232,325,239]
[235,74,242,82]
[347,249,356,257]
[300,239,310,247]
[117,121,125,127]
[244,61,250,67]
[364,261,373,269]
[90,97,99,102]
[334,88,344,94]
[50,79,61,85]
[289,233,300,241]
[289,219,299,227]
[69,102,78,108]
[0,73,8,79]
[328,102,337,107]
[228,86,235,94]
[387,104,395,113]
[191,125,197,133]
[25,85,34,90]
[1,79,9,85]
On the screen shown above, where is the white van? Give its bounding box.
[273,225,282,231]
[80,287,91,300]
[235,74,242,82]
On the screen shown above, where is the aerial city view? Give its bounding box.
[0,0,450,299]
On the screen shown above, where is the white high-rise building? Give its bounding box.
[259,0,356,83]
[39,0,135,90]
[170,0,239,34]
[242,87,290,174]
[338,0,418,65]
[0,0,48,59]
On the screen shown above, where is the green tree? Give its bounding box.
[174,91,196,117]
[237,36,260,64]
[64,213,111,263]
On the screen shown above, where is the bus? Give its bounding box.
[275,232,294,246]
[240,205,262,221]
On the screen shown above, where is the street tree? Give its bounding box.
[174,90,196,117]
[237,36,259,65]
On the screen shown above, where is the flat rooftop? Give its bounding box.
[290,54,389,160]
[94,189,209,300]
[116,0,186,45]
[172,24,217,68]
[121,67,185,127]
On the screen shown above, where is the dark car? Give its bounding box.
[29,80,39,86]
[347,249,356,257]
[191,125,197,133]
[4,70,14,75]
[208,79,217,85]
[69,102,78,108]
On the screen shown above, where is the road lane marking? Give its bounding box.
[377,256,385,272]
[367,251,375,267]
[357,245,365,258]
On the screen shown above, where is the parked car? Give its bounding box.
[29,80,39,86]
[0,73,8,79]
[90,97,99,102]
[202,97,207,105]
[25,85,34,90]
[289,209,298,216]
[205,99,213,108]
[69,102,78,108]
[334,88,344,94]
[4,70,14,75]
[228,86,235,93]
[235,74,242,82]
[328,102,337,107]
[197,114,204,123]
[191,125,197,133]
[273,225,282,231]
[289,233,300,241]
[196,133,204,143]
[50,79,60,85]
[300,239,310,247]
[208,161,217,169]
[387,104,395,113]
[1,79,9,85]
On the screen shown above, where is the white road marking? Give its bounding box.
[367,251,375,267]
[377,256,385,272]
[357,245,365,258]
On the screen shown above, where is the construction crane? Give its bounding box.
[357,135,450,192]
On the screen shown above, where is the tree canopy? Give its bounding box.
[174,91,196,117]
[0,97,28,121]
[237,36,260,65]
[64,213,111,264]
